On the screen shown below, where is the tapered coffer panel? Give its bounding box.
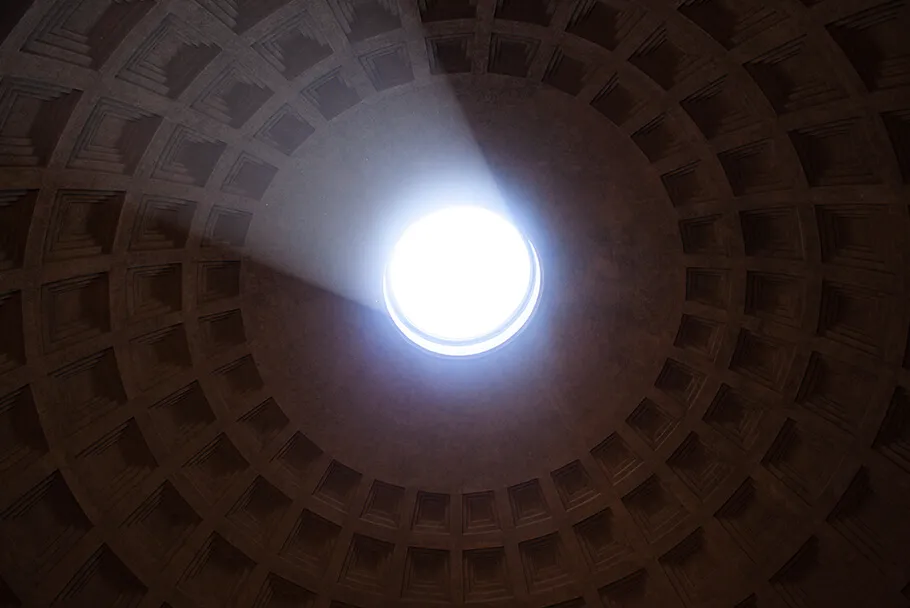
[0,79,82,168]
[0,472,92,584]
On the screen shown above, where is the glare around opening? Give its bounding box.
[384,206,541,356]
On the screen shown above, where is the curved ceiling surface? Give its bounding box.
[0,0,909,608]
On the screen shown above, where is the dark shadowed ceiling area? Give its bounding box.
[1,1,909,607]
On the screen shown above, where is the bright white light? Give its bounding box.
[384,206,541,356]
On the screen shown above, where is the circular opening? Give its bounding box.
[383,206,542,356]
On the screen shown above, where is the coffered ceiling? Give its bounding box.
[0,0,909,607]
